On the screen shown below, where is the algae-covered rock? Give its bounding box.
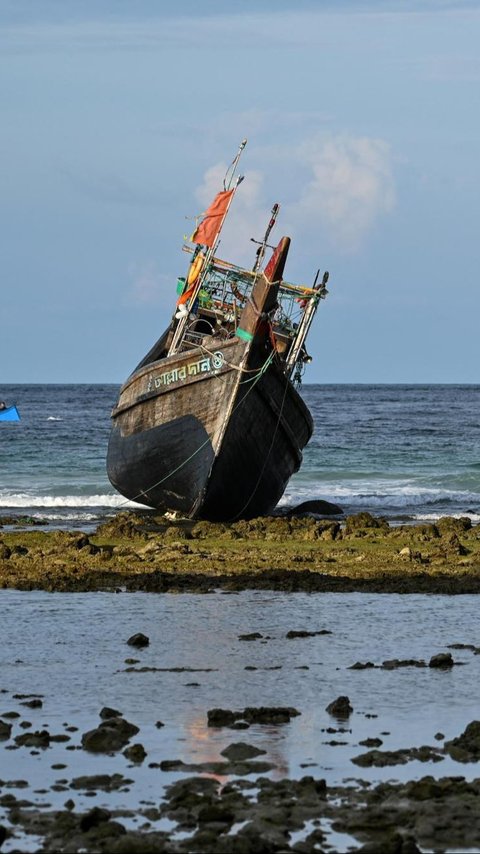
[95,512,149,539]
[345,512,389,535]
[0,543,11,559]
[190,521,226,539]
[437,516,472,534]
[440,532,469,556]
[444,720,480,762]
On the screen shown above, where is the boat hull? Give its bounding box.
[107,337,312,520]
[0,405,20,422]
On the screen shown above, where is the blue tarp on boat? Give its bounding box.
[0,405,20,422]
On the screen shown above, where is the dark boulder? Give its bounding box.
[81,716,139,753]
[127,633,149,648]
[286,499,344,517]
[326,696,353,718]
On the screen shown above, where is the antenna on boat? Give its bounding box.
[251,203,280,273]
[224,138,247,191]
[167,140,248,356]
[286,270,330,378]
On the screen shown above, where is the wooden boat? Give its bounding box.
[107,141,329,520]
[0,404,20,422]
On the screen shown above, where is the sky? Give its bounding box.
[2,0,480,384]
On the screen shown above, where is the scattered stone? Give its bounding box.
[352,745,444,767]
[238,632,263,641]
[123,743,147,763]
[99,707,122,720]
[326,696,353,718]
[0,721,12,740]
[13,693,44,700]
[14,729,50,748]
[349,661,376,670]
[20,698,42,709]
[81,716,139,753]
[155,757,275,775]
[444,720,480,762]
[207,706,300,727]
[286,629,332,638]
[381,659,426,669]
[429,652,454,669]
[126,633,149,648]
[79,806,112,832]
[70,774,133,791]
[220,742,267,761]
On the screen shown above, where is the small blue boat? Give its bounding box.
[0,404,20,422]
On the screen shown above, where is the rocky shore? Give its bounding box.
[2,510,480,851]
[3,694,480,852]
[0,510,479,594]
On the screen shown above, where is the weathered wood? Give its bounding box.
[107,235,316,520]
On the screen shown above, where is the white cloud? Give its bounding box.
[291,135,396,253]
[192,134,396,263]
[193,162,272,267]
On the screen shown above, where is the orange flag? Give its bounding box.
[190,190,234,247]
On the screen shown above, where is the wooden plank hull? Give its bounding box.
[200,364,312,520]
[107,336,313,520]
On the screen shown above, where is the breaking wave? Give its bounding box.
[0,492,146,509]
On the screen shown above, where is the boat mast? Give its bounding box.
[285,271,329,377]
[167,139,247,356]
[251,203,280,273]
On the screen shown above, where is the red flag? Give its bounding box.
[190,190,234,247]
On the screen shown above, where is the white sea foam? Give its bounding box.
[281,481,480,511]
[413,512,480,524]
[0,493,147,509]
[46,416,62,421]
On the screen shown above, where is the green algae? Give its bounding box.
[0,511,479,594]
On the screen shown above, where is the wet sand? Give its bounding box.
[1,511,480,852]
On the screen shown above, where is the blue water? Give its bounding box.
[0,383,479,528]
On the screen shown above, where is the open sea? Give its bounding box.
[0,383,479,530]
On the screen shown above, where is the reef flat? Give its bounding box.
[0,511,479,594]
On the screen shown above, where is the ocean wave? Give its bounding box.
[413,512,480,524]
[281,482,480,510]
[0,493,146,509]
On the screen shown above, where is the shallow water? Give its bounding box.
[1,588,480,826]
